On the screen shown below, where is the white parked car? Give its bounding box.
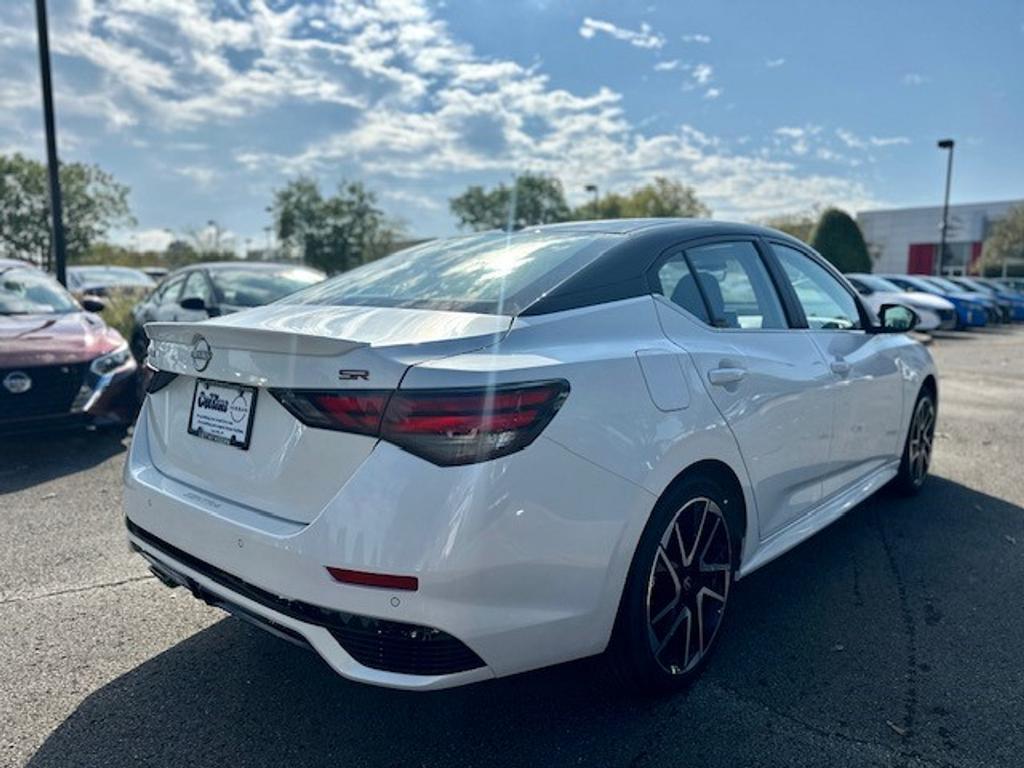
[124,221,937,693]
[845,273,957,331]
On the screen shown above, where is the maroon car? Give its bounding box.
[0,259,138,434]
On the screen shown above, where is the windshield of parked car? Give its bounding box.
[0,267,79,314]
[852,275,904,294]
[928,276,972,293]
[68,266,155,290]
[284,232,603,313]
[211,267,324,307]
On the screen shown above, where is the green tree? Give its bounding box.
[978,204,1024,277]
[809,207,871,273]
[0,153,133,266]
[273,178,402,274]
[572,177,710,220]
[450,173,571,231]
[763,210,819,243]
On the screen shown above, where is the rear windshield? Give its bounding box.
[283,232,605,314]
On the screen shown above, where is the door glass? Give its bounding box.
[157,275,185,307]
[181,271,214,306]
[771,243,862,330]
[673,241,787,329]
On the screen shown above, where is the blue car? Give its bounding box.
[949,277,1024,322]
[882,275,988,329]
[921,276,1005,325]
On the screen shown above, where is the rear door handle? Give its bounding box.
[830,360,851,376]
[708,367,746,386]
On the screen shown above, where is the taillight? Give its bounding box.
[271,380,569,466]
[271,390,390,436]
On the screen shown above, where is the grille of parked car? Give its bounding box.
[0,363,88,421]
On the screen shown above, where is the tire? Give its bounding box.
[893,389,936,495]
[607,475,740,695]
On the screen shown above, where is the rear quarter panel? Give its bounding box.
[404,296,759,572]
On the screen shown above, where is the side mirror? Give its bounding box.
[80,296,106,313]
[179,296,208,312]
[877,303,919,333]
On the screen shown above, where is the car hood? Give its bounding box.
[0,311,123,368]
[895,292,955,311]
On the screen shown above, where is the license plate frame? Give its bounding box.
[187,379,258,450]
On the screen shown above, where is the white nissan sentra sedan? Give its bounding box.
[124,220,937,693]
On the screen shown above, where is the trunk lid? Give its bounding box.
[143,304,510,524]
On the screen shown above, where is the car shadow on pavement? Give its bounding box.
[26,476,1024,768]
[0,430,127,494]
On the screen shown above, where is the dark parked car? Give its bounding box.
[0,259,138,434]
[67,265,156,298]
[130,262,325,359]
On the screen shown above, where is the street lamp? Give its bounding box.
[33,0,67,284]
[936,139,955,276]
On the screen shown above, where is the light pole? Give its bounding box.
[585,184,599,218]
[33,0,67,285]
[936,139,955,276]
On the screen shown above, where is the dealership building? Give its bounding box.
[857,198,1023,275]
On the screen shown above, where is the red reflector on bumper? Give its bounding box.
[326,566,418,591]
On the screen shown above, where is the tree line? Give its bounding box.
[2,151,1022,277]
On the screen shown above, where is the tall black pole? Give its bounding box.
[936,139,955,276]
[34,0,67,285]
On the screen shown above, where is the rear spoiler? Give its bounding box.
[145,322,366,358]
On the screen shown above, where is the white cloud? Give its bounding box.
[0,0,881,227]
[691,63,714,85]
[579,17,665,49]
[654,59,681,72]
[765,57,785,68]
[837,129,910,149]
[681,33,711,44]
[176,165,217,188]
[902,73,928,86]
[836,128,866,149]
[869,136,910,147]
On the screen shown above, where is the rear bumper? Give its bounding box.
[123,399,651,689]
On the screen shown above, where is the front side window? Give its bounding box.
[181,271,214,305]
[156,275,186,306]
[771,243,862,330]
[658,241,786,329]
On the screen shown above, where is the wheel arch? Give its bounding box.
[920,373,938,405]
[661,459,749,564]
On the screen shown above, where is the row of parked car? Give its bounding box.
[846,273,1024,331]
[0,259,324,435]
[1,252,1022,437]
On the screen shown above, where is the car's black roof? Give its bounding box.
[516,218,809,315]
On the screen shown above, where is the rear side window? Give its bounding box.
[658,241,787,329]
[771,243,862,330]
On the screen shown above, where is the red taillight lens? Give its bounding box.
[271,380,569,465]
[271,389,391,436]
[382,382,569,465]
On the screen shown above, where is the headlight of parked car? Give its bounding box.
[91,342,132,376]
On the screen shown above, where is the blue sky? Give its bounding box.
[0,0,1021,252]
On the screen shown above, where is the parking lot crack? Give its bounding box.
[0,574,155,606]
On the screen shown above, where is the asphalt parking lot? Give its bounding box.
[3,327,1023,768]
